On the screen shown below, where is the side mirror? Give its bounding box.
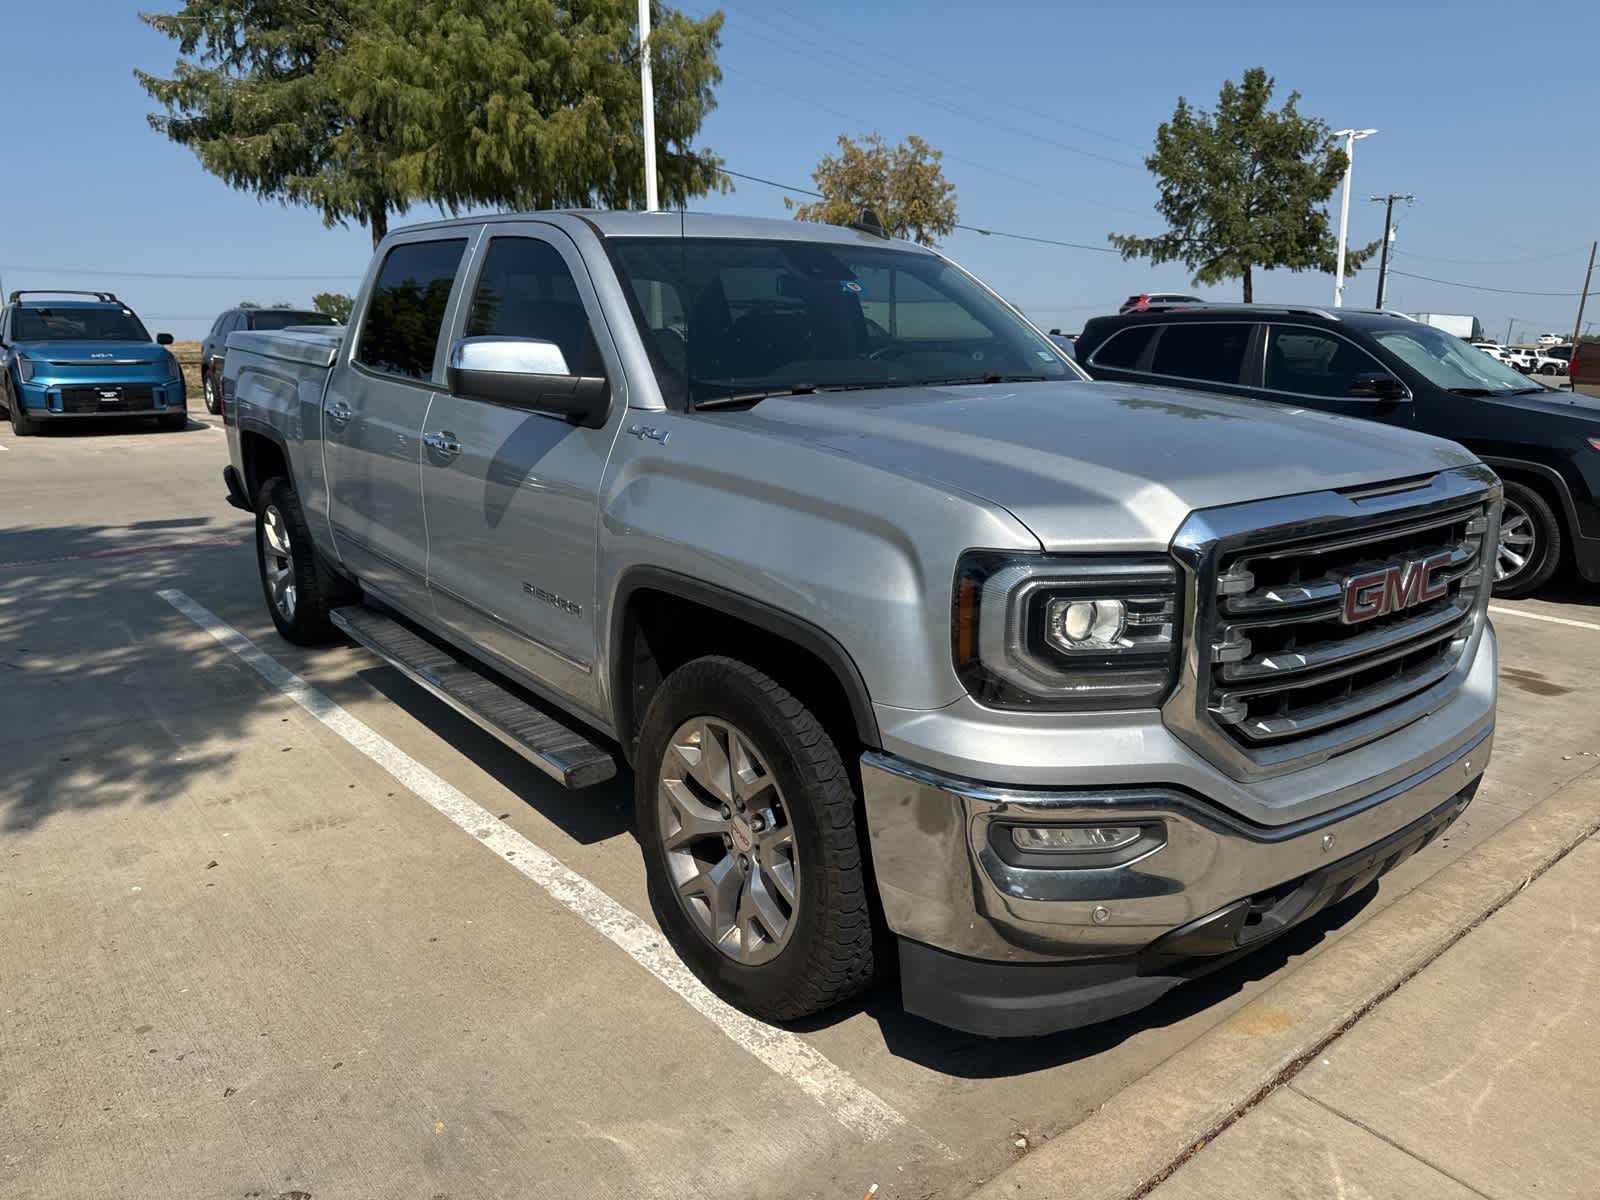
[446,336,609,428]
[156,332,175,346]
[1348,371,1408,402]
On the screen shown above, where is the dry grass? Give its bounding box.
[169,341,204,395]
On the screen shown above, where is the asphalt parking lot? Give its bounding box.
[5,413,1600,1200]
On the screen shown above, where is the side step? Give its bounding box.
[330,605,618,789]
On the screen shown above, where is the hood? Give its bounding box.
[736,379,1480,550]
[15,339,162,365]
[1472,386,1600,422]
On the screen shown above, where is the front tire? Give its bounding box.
[5,378,38,436]
[636,656,876,1022]
[1493,480,1562,598]
[255,476,355,644]
[204,371,221,414]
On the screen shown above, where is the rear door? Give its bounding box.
[323,233,473,617]
[1080,319,1254,393]
[419,223,625,719]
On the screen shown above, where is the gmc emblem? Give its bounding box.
[1341,552,1453,624]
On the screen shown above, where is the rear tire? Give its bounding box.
[1493,480,1562,598]
[255,476,356,644]
[636,656,877,1022]
[204,372,221,414]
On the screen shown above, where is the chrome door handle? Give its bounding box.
[423,430,462,459]
[324,400,353,428]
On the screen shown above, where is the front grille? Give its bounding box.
[58,385,156,414]
[1206,501,1489,752]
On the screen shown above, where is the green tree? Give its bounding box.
[1110,68,1378,302]
[788,133,957,246]
[237,300,260,309]
[312,292,354,322]
[138,1,726,247]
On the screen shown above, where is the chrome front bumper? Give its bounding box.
[862,726,1492,966]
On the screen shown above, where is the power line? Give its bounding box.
[1,264,360,282]
[716,168,1121,254]
[1393,246,1588,266]
[1385,268,1599,297]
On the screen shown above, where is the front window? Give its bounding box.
[12,306,151,342]
[606,237,1076,407]
[1374,324,1540,394]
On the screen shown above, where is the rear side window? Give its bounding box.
[1091,325,1159,369]
[465,237,600,376]
[358,238,469,381]
[1149,322,1252,384]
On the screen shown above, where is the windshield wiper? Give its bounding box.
[921,374,1050,386]
[1449,386,1543,397]
[694,386,819,410]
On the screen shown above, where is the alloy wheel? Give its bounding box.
[656,716,800,966]
[1496,500,1537,583]
[260,504,298,622]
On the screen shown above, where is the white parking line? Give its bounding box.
[1489,605,1600,633]
[157,588,924,1147]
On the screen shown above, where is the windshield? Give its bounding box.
[607,236,1077,407]
[12,305,152,343]
[1374,324,1538,394]
[250,310,338,331]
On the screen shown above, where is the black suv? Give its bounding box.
[200,307,338,413]
[1077,305,1600,597]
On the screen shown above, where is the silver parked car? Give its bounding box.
[222,211,1498,1036]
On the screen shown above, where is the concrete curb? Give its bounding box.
[967,766,1600,1200]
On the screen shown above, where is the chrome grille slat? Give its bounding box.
[1219,594,1473,683]
[1222,541,1478,617]
[1229,651,1463,742]
[1229,509,1481,566]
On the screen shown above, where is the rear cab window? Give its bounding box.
[356,238,470,381]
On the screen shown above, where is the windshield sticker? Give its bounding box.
[1036,350,1056,361]
[839,279,864,295]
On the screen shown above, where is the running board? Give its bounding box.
[330,605,618,789]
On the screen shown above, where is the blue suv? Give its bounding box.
[0,291,188,435]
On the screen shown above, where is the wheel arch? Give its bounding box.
[608,568,881,768]
[236,421,296,503]
[1480,456,1577,540]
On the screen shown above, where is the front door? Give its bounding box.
[323,234,472,617]
[1247,324,1416,426]
[420,225,624,721]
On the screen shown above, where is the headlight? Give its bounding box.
[953,553,1180,710]
[161,350,182,381]
[17,355,36,382]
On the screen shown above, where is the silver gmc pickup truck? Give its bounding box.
[221,211,1499,1037]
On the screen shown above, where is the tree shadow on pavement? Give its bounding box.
[0,549,261,834]
[792,882,1382,1079]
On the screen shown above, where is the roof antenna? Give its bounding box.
[849,208,888,239]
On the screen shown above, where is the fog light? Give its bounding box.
[1010,825,1143,852]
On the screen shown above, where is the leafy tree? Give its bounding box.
[339,0,727,214]
[312,292,354,322]
[1110,68,1378,301]
[237,300,260,309]
[270,301,294,308]
[138,1,726,247]
[789,133,957,246]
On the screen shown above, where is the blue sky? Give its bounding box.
[3,0,1596,341]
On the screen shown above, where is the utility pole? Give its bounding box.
[638,0,659,212]
[1571,241,1597,349]
[1370,193,1413,309]
[1505,316,1516,344]
[1332,128,1377,307]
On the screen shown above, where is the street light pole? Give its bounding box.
[1332,128,1377,308]
[1370,192,1413,309]
[638,0,659,212]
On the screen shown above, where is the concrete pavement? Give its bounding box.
[6,414,1600,1199]
[1147,828,1600,1200]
